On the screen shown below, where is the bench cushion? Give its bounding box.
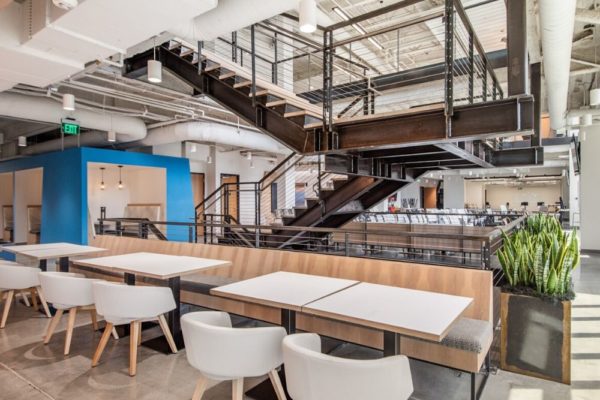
[440,318,492,353]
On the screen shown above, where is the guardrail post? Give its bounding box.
[344,232,350,257]
[188,226,193,243]
[444,0,455,138]
[251,24,257,107]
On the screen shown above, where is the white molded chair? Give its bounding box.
[0,265,51,328]
[181,311,287,400]
[283,333,414,400]
[91,281,177,376]
[0,260,36,307]
[39,272,117,355]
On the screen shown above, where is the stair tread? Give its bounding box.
[233,80,252,88]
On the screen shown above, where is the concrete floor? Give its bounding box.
[0,253,598,400]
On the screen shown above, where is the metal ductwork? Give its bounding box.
[137,121,291,154]
[539,0,577,131]
[169,0,301,41]
[0,92,147,142]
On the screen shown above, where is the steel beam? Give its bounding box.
[491,147,544,166]
[507,0,528,96]
[530,62,542,147]
[436,143,493,167]
[333,97,534,153]
[360,145,445,158]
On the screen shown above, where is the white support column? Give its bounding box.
[580,125,600,250]
[443,175,465,209]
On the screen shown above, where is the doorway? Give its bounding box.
[422,187,437,209]
[220,174,239,223]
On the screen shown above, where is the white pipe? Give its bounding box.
[0,92,146,142]
[139,121,290,154]
[539,0,577,131]
[169,0,300,41]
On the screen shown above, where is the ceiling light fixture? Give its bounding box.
[299,0,317,33]
[147,38,162,83]
[190,143,197,153]
[246,151,252,160]
[107,130,116,143]
[62,93,75,111]
[100,167,106,190]
[118,165,124,190]
[18,136,26,147]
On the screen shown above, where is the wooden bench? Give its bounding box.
[74,235,493,377]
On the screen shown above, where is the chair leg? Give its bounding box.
[157,314,178,353]
[90,309,98,331]
[44,309,64,344]
[192,375,209,400]
[30,288,38,311]
[268,369,286,400]
[35,286,51,318]
[0,290,14,329]
[64,307,78,355]
[129,321,141,376]
[92,322,113,367]
[111,327,119,340]
[19,290,30,307]
[232,378,244,400]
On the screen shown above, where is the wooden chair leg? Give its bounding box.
[19,290,30,307]
[90,309,98,331]
[35,286,51,318]
[192,375,209,400]
[64,307,78,355]
[44,309,64,344]
[157,314,178,353]
[129,321,140,376]
[92,322,113,367]
[30,288,38,311]
[0,290,14,329]
[268,370,286,400]
[232,378,244,400]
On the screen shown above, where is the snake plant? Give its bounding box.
[497,214,579,297]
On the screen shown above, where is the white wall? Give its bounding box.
[465,180,485,209]
[0,172,13,234]
[13,168,43,243]
[485,183,561,209]
[580,125,600,250]
[444,175,465,209]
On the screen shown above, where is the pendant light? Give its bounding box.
[590,89,600,106]
[100,167,106,190]
[107,130,116,142]
[148,38,162,83]
[18,136,27,147]
[118,165,124,189]
[299,0,317,33]
[62,93,75,111]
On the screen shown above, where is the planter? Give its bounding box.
[500,292,571,384]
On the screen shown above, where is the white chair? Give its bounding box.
[0,265,51,328]
[0,261,35,307]
[39,272,114,355]
[181,311,287,400]
[283,333,413,400]
[91,281,177,376]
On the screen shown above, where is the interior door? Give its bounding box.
[423,187,437,209]
[221,174,239,223]
[191,173,205,235]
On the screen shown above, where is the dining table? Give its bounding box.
[1,242,106,272]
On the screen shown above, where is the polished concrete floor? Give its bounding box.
[0,253,599,400]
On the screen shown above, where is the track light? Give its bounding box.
[18,136,26,147]
[299,0,317,33]
[62,93,75,111]
[107,130,116,142]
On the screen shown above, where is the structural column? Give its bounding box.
[507,0,528,96]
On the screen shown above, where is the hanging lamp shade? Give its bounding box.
[147,59,162,83]
[62,93,75,111]
[590,88,600,106]
[299,0,317,33]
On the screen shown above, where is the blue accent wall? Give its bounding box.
[0,147,194,246]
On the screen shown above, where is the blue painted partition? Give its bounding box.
[0,147,194,245]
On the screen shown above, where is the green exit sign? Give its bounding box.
[61,120,80,135]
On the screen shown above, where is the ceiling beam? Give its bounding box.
[436,143,493,168]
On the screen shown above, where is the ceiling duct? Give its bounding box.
[539,0,577,131]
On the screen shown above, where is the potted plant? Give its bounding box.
[497,214,579,384]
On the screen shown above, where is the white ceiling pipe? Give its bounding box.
[0,92,146,142]
[575,8,600,25]
[139,121,291,154]
[539,0,577,131]
[169,0,300,42]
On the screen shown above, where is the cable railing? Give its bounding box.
[96,214,528,270]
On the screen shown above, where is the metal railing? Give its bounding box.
[97,214,527,270]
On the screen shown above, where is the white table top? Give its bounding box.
[211,271,360,311]
[302,282,473,342]
[18,245,107,260]
[74,252,232,279]
[1,243,75,254]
